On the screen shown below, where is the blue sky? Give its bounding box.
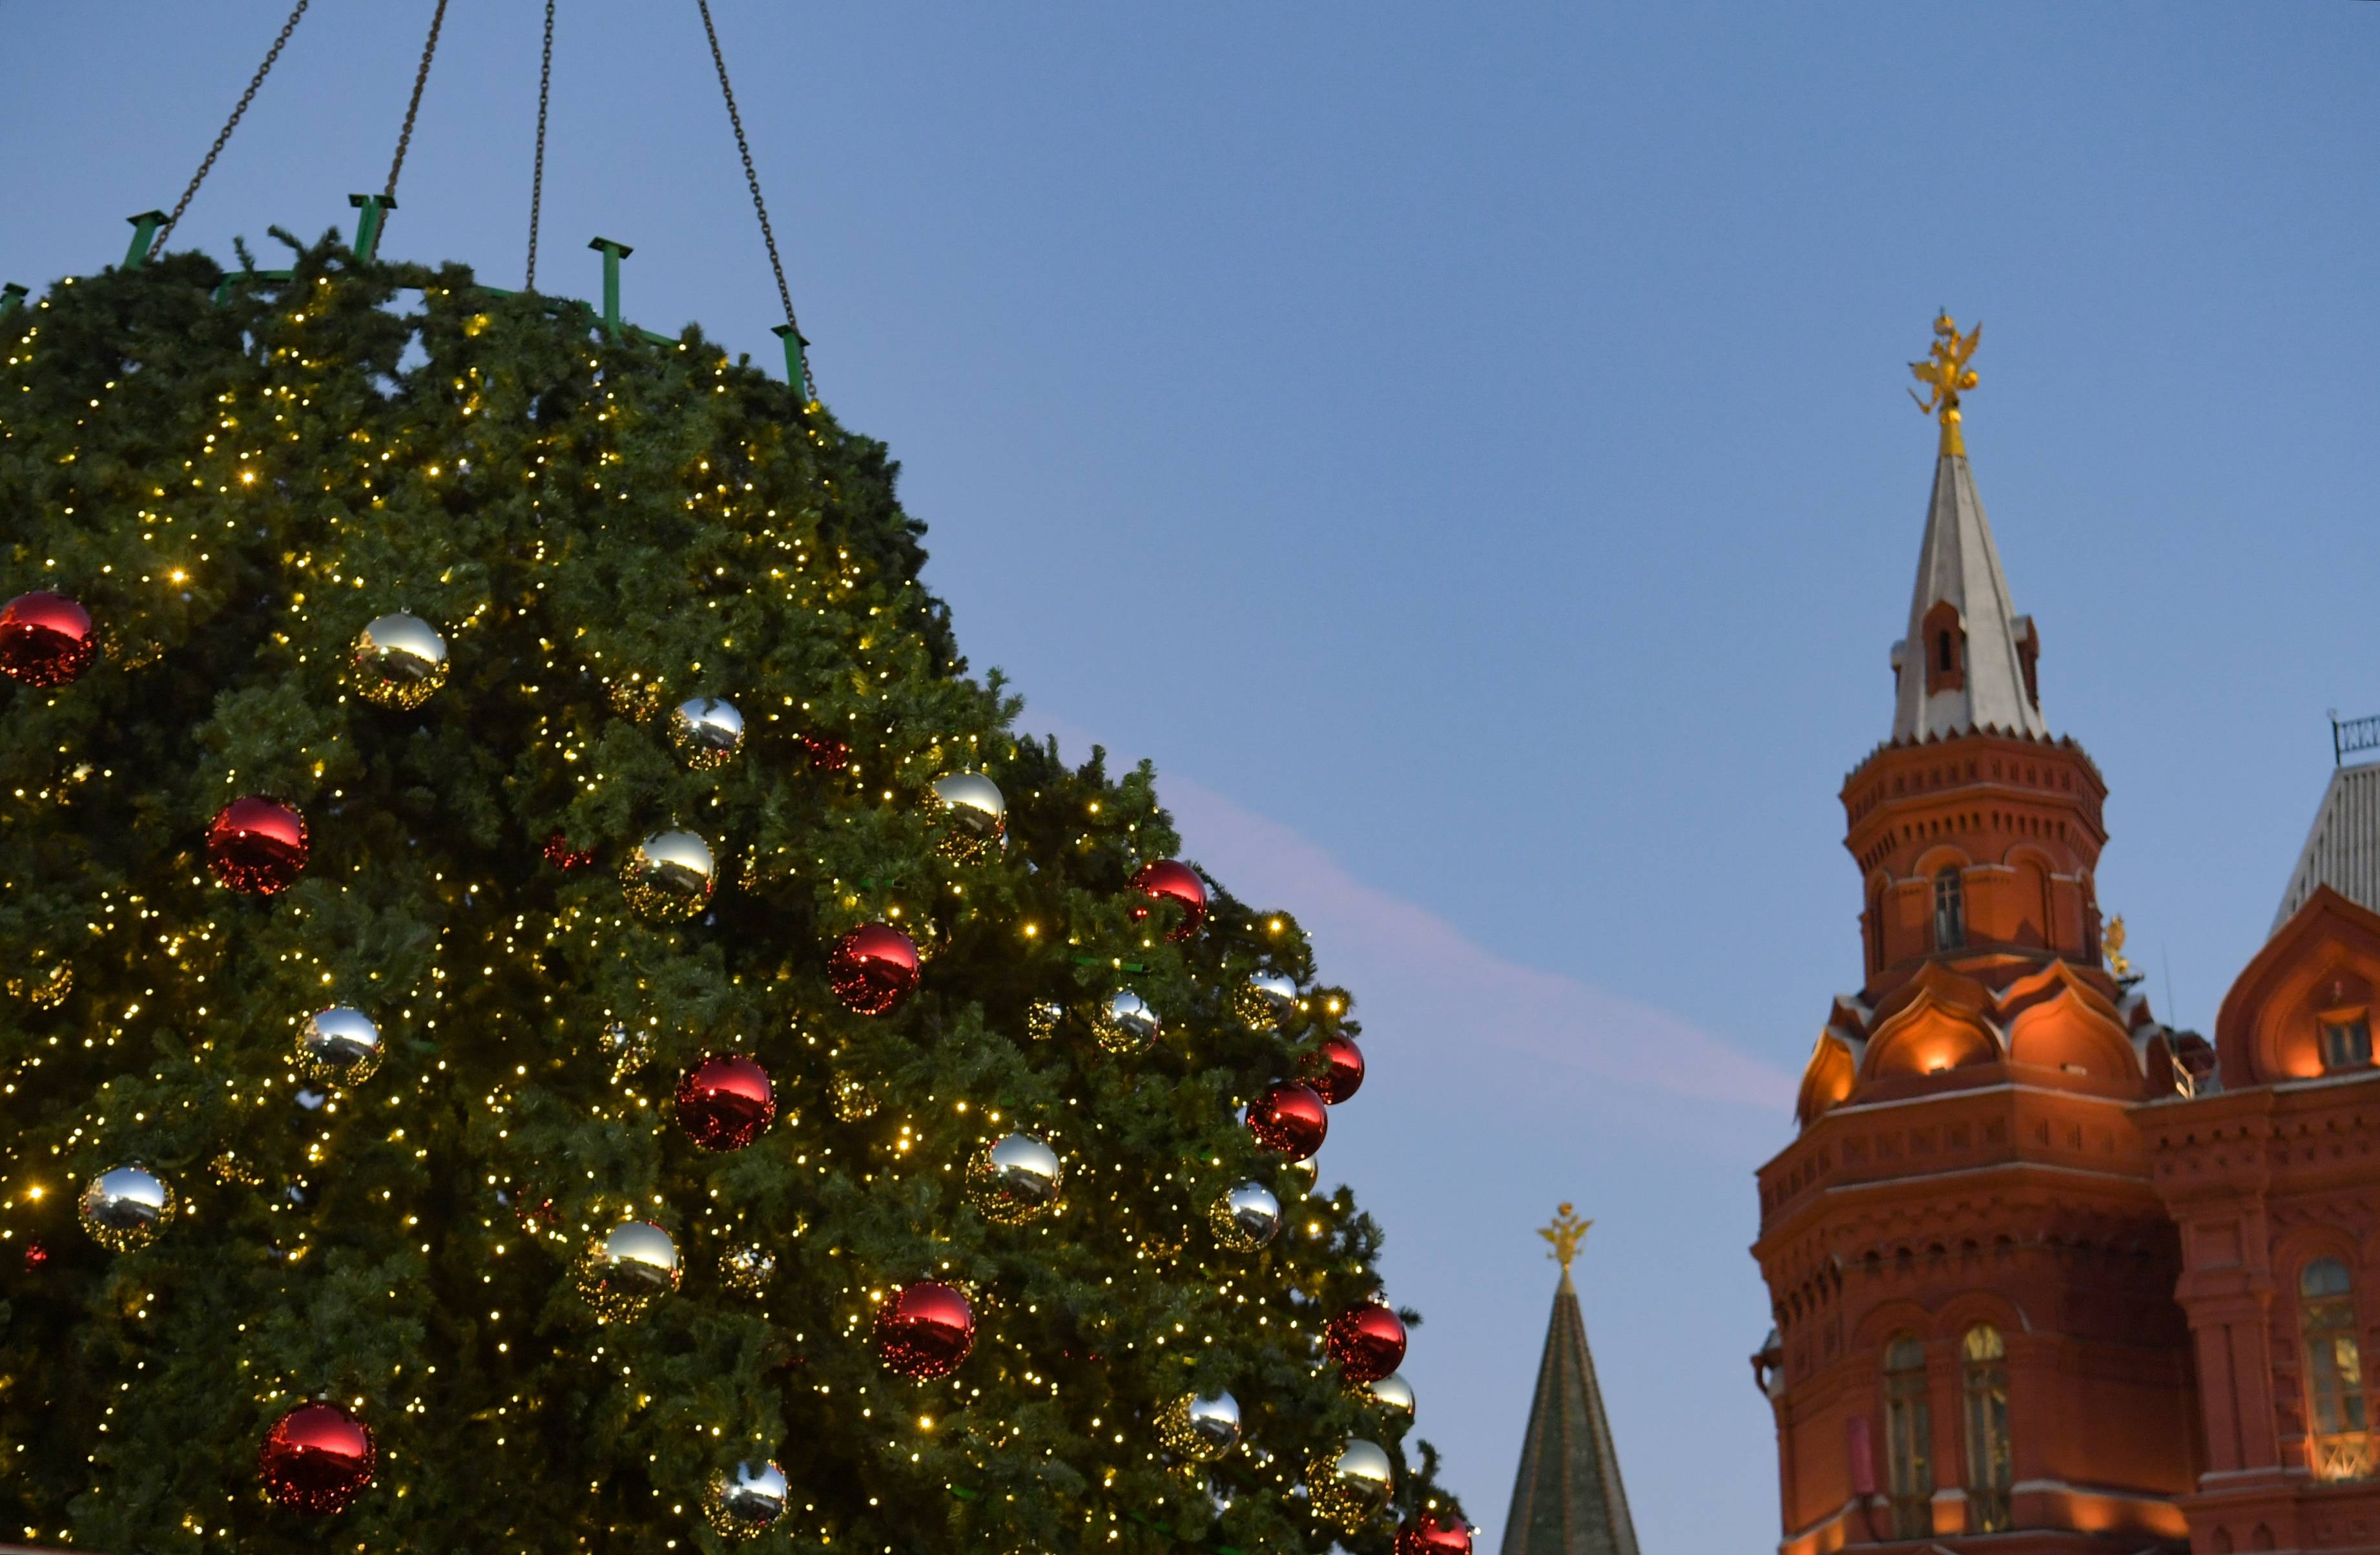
[8,5,2379,1549]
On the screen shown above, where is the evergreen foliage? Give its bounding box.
[0,231,1458,1552]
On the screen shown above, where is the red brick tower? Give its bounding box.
[1750,318,2200,1554]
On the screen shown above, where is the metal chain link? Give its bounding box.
[155,0,313,247]
[526,0,557,291]
[695,0,803,342]
[384,0,453,202]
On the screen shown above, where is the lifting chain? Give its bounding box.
[156,0,313,247]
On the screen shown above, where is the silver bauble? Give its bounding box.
[621,830,716,921]
[351,612,448,710]
[1026,999,1062,1041]
[830,1074,880,1122]
[296,1005,384,1086]
[1237,968,1299,1029]
[79,1164,174,1252]
[1365,1371,1416,1425]
[1157,1390,1241,1461]
[705,1459,789,1538]
[1208,1182,1281,1251]
[577,1220,681,1321]
[1095,989,1161,1054]
[600,1019,657,1081]
[719,1244,777,1297]
[966,1132,1065,1225]
[929,772,1006,862]
[669,697,745,770]
[1308,1437,1395,1531]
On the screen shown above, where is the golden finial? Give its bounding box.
[1538,1203,1592,1277]
[1908,311,1983,457]
[2104,914,2133,981]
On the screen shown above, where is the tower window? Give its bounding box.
[2300,1258,2373,1481]
[2321,1016,2372,1073]
[1883,1335,1932,1539]
[1933,868,1966,952]
[1920,601,1966,694]
[1961,1325,2012,1530]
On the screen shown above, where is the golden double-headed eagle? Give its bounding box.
[1538,1203,1592,1273]
[1909,312,1982,455]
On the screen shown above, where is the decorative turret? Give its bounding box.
[1890,321,2049,744]
[1794,317,2199,1129]
[1752,317,2201,1555]
[1500,1207,1639,1555]
[1838,318,2109,1006]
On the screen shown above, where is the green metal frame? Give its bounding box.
[123,210,168,269]
[348,193,395,263]
[587,237,632,340]
[52,206,816,402]
[772,323,812,403]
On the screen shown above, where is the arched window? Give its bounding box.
[1920,602,1965,694]
[1884,1335,1932,1539]
[2319,1014,2372,1073]
[2301,1258,2373,1481]
[1961,1325,2013,1530]
[1933,868,1966,952]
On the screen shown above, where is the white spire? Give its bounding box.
[1888,452,2048,742]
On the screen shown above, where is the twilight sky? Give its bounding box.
[7,5,2379,1549]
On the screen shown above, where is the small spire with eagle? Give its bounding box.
[1538,1202,1592,1287]
[1505,1204,1640,1554]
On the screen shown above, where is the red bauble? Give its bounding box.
[676,1054,776,1151]
[23,1240,49,1272]
[1396,1513,1474,1555]
[1245,1082,1329,1160]
[1130,859,1208,940]
[829,923,920,1016]
[208,797,310,895]
[509,1186,559,1235]
[544,831,595,870]
[258,1402,375,1516]
[1325,1301,1409,1384]
[1305,1034,1366,1105]
[873,1279,975,1379]
[801,732,851,772]
[0,591,96,687]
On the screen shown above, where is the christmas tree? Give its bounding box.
[0,226,1469,1554]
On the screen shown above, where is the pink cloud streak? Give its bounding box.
[1039,724,1795,1111]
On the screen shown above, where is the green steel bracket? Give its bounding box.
[464,284,586,324]
[212,269,297,308]
[0,284,26,319]
[771,322,814,401]
[123,211,168,269]
[587,237,633,341]
[349,193,395,262]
